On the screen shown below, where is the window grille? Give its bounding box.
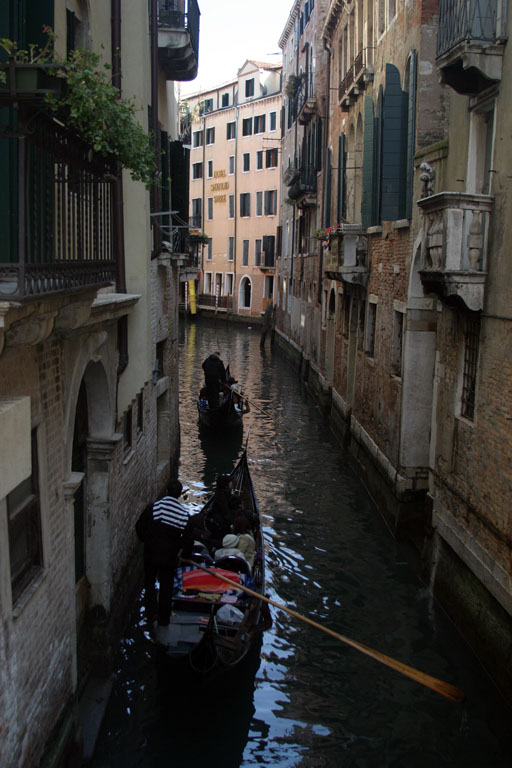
[461,316,480,420]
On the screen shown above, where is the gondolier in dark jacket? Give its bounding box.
[136,479,194,627]
[202,352,226,409]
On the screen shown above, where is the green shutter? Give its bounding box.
[405,51,417,219]
[381,64,407,221]
[324,149,332,228]
[362,96,376,227]
[337,133,346,222]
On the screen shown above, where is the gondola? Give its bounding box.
[153,448,270,675]
[197,373,249,431]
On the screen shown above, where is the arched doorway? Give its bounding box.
[239,276,252,309]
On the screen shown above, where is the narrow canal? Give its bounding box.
[92,318,511,767]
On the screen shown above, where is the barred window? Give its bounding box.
[461,316,480,420]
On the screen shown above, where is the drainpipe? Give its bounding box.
[112,0,128,374]
[150,0,160,255]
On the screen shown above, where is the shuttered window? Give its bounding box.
[337,133,346,223]
[381,64,407,221]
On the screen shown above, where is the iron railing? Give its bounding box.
[437,0,504,57]
[288,167,317,201]
[0,112,116,299]
[158,0,200,63]
[197,293,233,309]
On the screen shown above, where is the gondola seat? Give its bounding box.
[214,554,251,577]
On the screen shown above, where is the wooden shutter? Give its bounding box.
[405,51,417,219]
[337,133,346,222]
[362,96,376,227]
[381,64,407,221]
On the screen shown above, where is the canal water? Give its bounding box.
[92,318,511,767]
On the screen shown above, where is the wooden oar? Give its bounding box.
[180,558,464,703]
[225,384,299,440]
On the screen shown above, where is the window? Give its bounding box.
[264,274,274,299]
[191,198,202,228]
[240,193,251,217]
[243,153,250,172]
[206,241,212,260]
[254,114,266,133]
[270,111,277,131]
[192,162,203,179]
[207,197,213,220]
[256,151,263,170]
[222,93,230,108]
[225,273,234,295]
[207,159,213,178]
[227,121,236,140]
[228,237,235,261]
[264,190,277,215]
[245,78,254,97]
[266,148,278,167]
[365,299,377,357]
[256,191,263,216]
[242,240,249,266]
[229,155,235,174]
[461,315,480,420]
[228,194,235,219]
[192,130,203,148]
[202,98,213,113]
[255,239,262,266]
[242,118,253,136]
[204,271,212,292]
[156,339,166,379]
[206,127,215,145]
[391,308,404,376]
[262,235,275,266]
[7,429,42,604]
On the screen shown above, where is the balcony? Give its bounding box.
[323,225,368,287]
[436,0,507,94]
[296,79,317,125]
[287,167,317,208]
[0,112,117,300]
[417,191,493,311]
[256,253,275,272]
[158,0,200,82]
[338,48,374,111]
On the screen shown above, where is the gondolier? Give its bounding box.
[136,479,194,629]
[202,352,227,409]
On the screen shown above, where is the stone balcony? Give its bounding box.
[417,191,493,311]
[323,224,368,287]
[436,0,507,94]
[158,0,199,81]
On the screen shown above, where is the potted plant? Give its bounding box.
[0,28,157,189]
[285,72,305,98]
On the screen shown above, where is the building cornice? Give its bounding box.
[323,0,347,43]
[279,0,301,49]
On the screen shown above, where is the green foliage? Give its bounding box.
[1,30,157,188]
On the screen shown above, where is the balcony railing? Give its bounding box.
[158,0,200,81]
[0,112,116,300]
[197,293,233,310]
[437,0,505,57]
[338,48,374,108]
[436,0,507,93]
[417,191,493,311]
[287,167,317,203]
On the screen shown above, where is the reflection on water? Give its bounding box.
[92,318,512,768]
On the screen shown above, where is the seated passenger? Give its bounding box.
[214,534,251,571]
[232,512,256,568]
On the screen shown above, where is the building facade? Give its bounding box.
[0,1,199,764]
[275,0,512,702]
[183,60,282,318]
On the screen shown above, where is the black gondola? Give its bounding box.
[153,449,270,675]
[197,372,249,431]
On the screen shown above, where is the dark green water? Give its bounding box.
[92,318,511,767]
